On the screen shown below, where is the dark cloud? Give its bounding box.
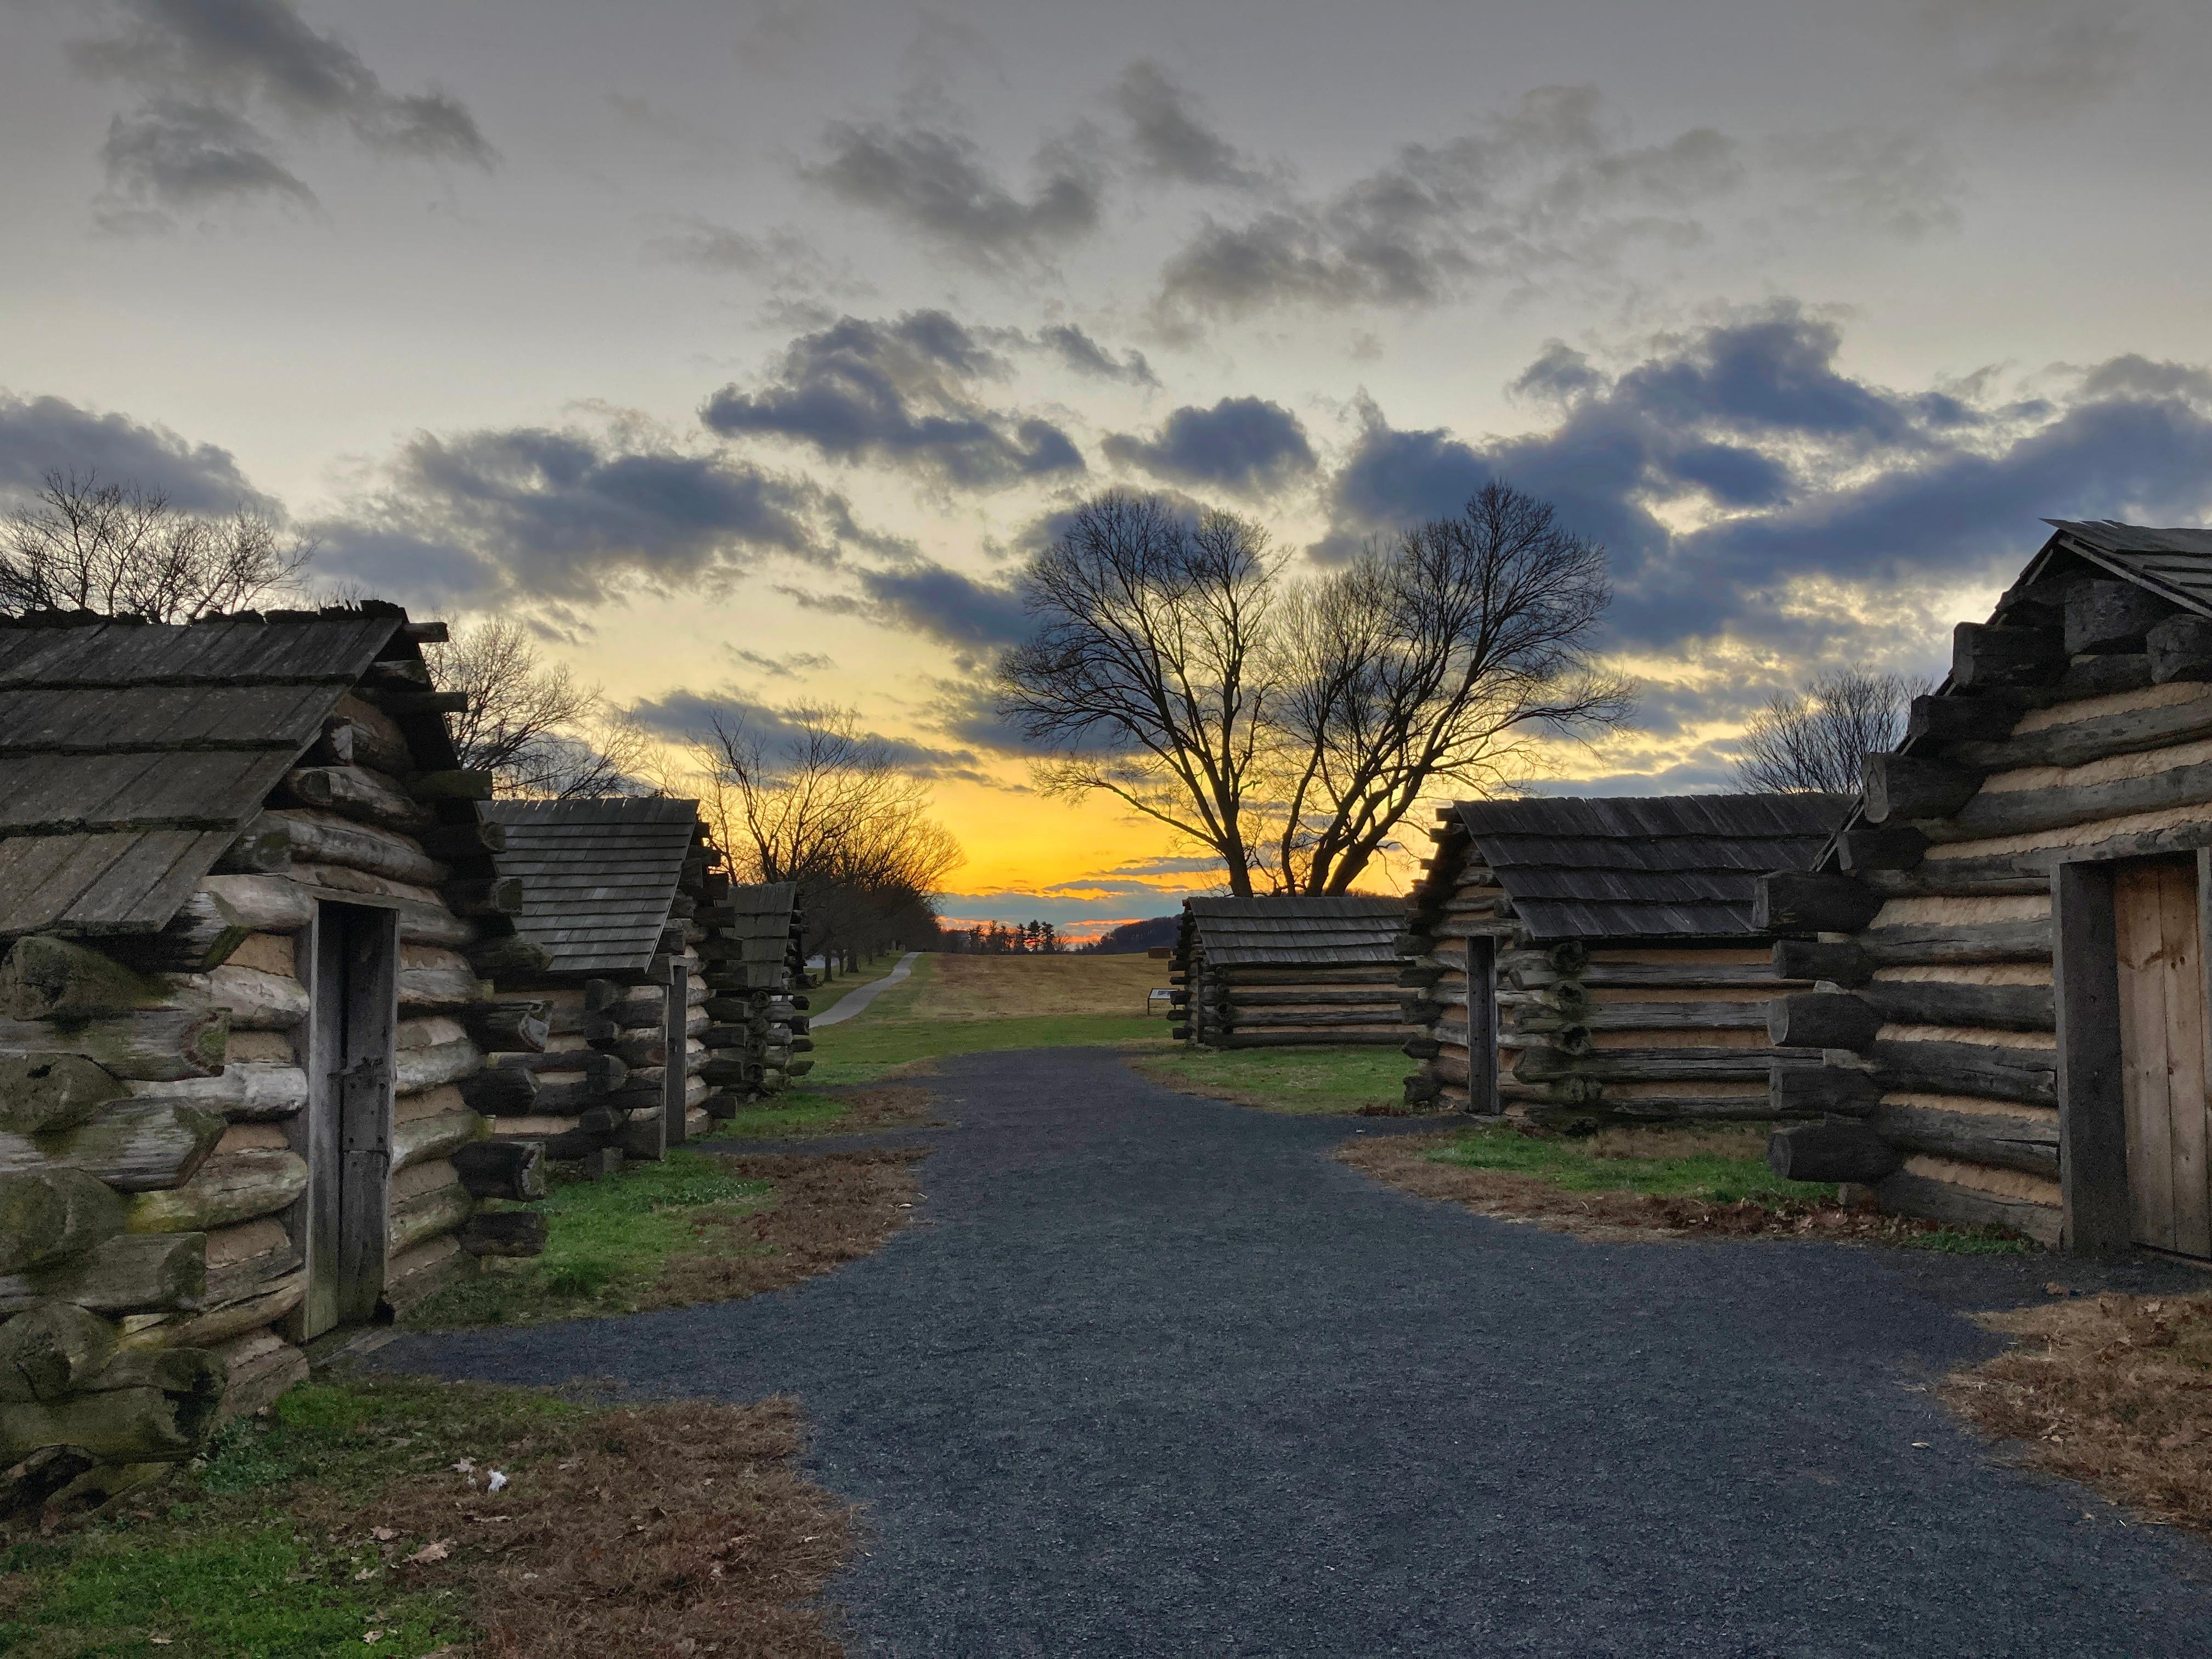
[627,686,991,783]
[1036,325,1157,387]
[1102,397,1316,496]
[1111,59,1261,188]
[725,646,834,679]
[1154,87,1741,330]
[1319,306,2212,658]
[99,98,315,215]
[0,390,268,512]
[700,312,1086,490]
[806,118,1101,268]
[67,0,492,218]
[780,558,1029,672]
[313,425,856,611]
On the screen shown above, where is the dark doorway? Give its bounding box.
[1468,935,1500,1114]
[289,901,398,1340]
[664,961,690,1147]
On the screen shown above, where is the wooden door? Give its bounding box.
[290,902,398,1339]
[1468,936,1500,1114]
[2112,859,2212,1256]
[663,962,690,1147]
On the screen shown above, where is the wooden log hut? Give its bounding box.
[1760,520,2212,1256]
[1168,896,1412,1048]
[702,882,813,1107]
[0,603,539,1515]
[479,798,746,1169]
[1402,794,1846,1121]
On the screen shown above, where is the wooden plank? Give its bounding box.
[2053,861,2130,1253]
[664,963,688,1148]
[339,906,398,1323]
[2163,859,2211,1256]
[2116,861,2177,1249]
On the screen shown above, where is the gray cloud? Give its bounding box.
[1102,397,1316,496]
[313,424,854,611]
[1037,325,1157,387]
[1763,128,1963,240]
[1154,86,1742,330]
[1320,305,2212,663]
[806,117,1102,268]
[642,216,870,299]
[0,390,268,512]
[700,312,1086,489]
[781,558,1029,672]
[99,97,315,216]
[67,0,492,217]
[1920,0,2151,111]
[1111,59,1262,188]
[725,646,835,679]
[628,686,990,783]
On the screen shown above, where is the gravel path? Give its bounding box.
[379,1046,2212,1656]
[809,952,921,1027]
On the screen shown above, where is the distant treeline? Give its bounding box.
[940,919,1064,954]
[1076,916,1178,954]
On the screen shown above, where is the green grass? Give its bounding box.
[1127,1045,1408,1115]
[1426,1123,1839,1207]
[806,1012,1167,1086]
[405,1148,772,1328]
[707,1088,857,1139]
[0,1380,568,1658]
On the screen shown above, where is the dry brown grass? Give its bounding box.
[1945,1289,2212,1537]
[894,954,1163,1021]
[656,1149,925,1307]
[297,1393,852,1657]
[1337,1131,1994,1245]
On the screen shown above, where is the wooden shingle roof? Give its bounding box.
[2038,521,2212,617]
[1452,794,1845,941]
[484,797,700,977]
[1181,895,1406,968]
[0,608,416,939]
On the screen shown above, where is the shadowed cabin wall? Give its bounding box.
[1769,652,2212,1250]
[1,657,526,1516]
[1167,899,1413,1049]
[1403,815,1817,1120]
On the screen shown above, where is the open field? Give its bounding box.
[1340,1122,2041,1249]
[1127,1043,1410,1115]
[408,1146,921,1329]
[804,953,1170,1086]
[0,1379,849,1657]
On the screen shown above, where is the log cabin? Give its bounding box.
[479,798,732,1167]
[1168,896,1412,1048]
[705,882,813,1104]
[1401,794,1845,1120]
[1760,520,2212,1256]
[0,603,545,1517]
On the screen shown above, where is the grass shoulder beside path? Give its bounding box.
[708,1084,940,1141]
[408,1145,921,1329]
[0,1377,848,1657]
[1127,1045,1408,1115]
[806,953,1170,1087]
[1341,1121,2042,1250]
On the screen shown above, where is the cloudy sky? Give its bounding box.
[6,1,2212,935]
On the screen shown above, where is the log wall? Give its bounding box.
[0,672,521,1517]
[1402,816,1817,1120]
[1765,567,2212,1250]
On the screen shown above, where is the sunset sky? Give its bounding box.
[6,1,2212,938]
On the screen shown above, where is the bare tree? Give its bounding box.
[997,492,1279,895]
[693,705,964,973]
[1,470,313,620]
[1268,482,1634,892]
[427,619,653,798]
[1731,665,1933,794]
[996,483,1632,895]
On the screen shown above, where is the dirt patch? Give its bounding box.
[657,1149,926,1305]
[1337,1131,2009,1245]
[893,954,1161,1021]
[1945,1290,2212,1538]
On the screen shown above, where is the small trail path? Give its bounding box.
[379,1047,2212,1657]
[809,951,921,1027]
